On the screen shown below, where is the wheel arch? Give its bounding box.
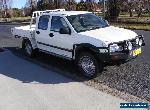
[22,37,38,49]
[73,43,99,60]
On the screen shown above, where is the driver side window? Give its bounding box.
[50,16,68,32]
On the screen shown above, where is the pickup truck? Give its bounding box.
[11,9,145,78]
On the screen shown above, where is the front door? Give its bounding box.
[48,15,73,59]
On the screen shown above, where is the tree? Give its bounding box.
[65,0,76,11]
[144,0,150,13]
[125,0,144,17]
[25,0,37,15]
[135,0,144,17]
[37,0,67,10]
[37,0,44,10]
[0,0,12,18]
[12,8,22,17]
[122,0,150,17]
[86,0,98,12]
[126,0,135,17]
[54,0,61,9]
[76,0,87,11]
[107,0,122,20]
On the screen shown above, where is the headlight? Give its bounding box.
[136,37,140,45]
[136,37,143,46]
[109,44,123,52]
[128,42,132,50]
[139,38,143,46]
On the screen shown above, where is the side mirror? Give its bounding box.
[59,27,71,35]
[105,20,109,25]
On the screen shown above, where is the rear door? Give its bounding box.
[35,15,51,51]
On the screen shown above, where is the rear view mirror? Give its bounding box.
[59,27,71,35]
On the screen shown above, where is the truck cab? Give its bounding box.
[11,9,145,78]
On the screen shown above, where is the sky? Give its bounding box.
[12,0,27,9]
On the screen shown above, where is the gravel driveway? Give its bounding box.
[0,24,150,105]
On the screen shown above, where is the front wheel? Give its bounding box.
[76,52,103,78]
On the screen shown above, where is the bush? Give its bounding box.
[12,8,23,17]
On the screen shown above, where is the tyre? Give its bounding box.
[76,52,103,78]
[23,40,35,57]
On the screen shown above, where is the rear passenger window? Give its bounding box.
[51,16,68,32]
[38,15,50,30]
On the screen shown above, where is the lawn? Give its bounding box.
[111,23,150,30]
[11,17,31,21]
[111,13,150,30]
[118,13,150,23]
[0,17,31,23]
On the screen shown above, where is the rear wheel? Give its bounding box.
[76,52,103,78]
[23,40,35,57]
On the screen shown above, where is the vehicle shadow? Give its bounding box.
[0,47,87,84]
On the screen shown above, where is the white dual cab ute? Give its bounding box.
[11,9,145,78]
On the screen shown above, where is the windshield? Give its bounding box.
[66,13,109,33]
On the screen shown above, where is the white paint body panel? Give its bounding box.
[11,25,37,49]
[79,26,138,44]
[11,25,35,38]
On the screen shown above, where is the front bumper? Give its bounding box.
[109,47,142,61]
[97,35,145,63]
[97,47,142,63]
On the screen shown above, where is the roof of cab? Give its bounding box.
[43,11,92,16]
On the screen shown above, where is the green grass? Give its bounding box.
[11,17,31,22]
[119,13,150,23]
[111,13,150,30]
[0,17,31,22]
[119,13,150,17]
[118,17,150,23]
[111,23,150,30]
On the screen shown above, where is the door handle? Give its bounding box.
[49,33,54,37]
[36,31,40,34]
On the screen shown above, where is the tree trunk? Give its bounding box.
[129,9,133,17]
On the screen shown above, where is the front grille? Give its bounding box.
[130,38,138,47]
[117,41,128,52]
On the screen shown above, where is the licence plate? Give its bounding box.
[132,48,142,56]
